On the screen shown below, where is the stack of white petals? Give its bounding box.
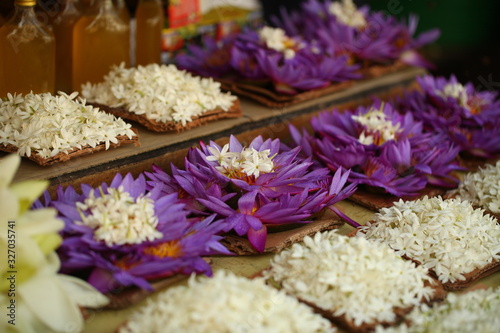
[352,108,402,145]
[329,0,367,28]
[264,230,435,327]
[376,287,500,333]
[81,63,237,127]
[119,270,336,333]
[206,144,275,178]
[360,196,500,283]
[453,160,500,214]
[76,186,162,246]
[0,92,136,158]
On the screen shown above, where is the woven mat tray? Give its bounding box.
[218,62,408,108]
[299,279,445,333]
[91,100,242,133]
[0,129,139,166]
[221,210,345,255]
[349,227,500,291]
[348,185,449,211]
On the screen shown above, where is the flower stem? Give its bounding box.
[329,206,360,228]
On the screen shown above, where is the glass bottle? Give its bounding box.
[0,0,55,97]
[135,0,163,66]
[52,0,81,93]
[113,0,130,24]
[72,0,130,90]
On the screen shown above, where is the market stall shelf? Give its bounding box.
[7,66,426,192]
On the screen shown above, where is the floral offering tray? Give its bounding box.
[0,129,139,166]
[348,185,447,211]
[91,100,242,133]
[221,212,344,255]
[438,260,500,291]
[299,280,446,333]
[218,62,409,108]
[443,191,500,222]
[348,231,500,291]
[253,268,445,333]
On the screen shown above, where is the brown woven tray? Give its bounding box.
[457,154,500,172]
[91,99,242,133]
[258,259,445,333]
[349,227,500,291]
[348,185,448,211]
[218,62,409,108]
[299,278,446,333]
[221,211,345,255]
[0,128,140,166]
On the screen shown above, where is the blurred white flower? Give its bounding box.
[0,154,108,333]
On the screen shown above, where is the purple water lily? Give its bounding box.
[273,0,439,68]
[176,35,236,78]
[310,101,423,149]
[397,75,500,158]
[174,25,360,95]
[147,135,357,252]
[34,173,230,293]
[286,101,462,197]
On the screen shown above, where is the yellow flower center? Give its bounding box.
[143,240,183,258]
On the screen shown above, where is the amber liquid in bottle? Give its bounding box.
[52,0,81,93]
[135,0,164,66]
[135,0,164,65]
[0,0,55,97]
[72,0,130,90]
[113,0,130,23]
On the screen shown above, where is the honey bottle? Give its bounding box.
[72,0,130,90]
[0,0,55,97]
[52,0,82,93]
[113,0,130,24]
[135,0,164,66]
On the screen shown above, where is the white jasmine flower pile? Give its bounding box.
[259,26,300,59]
[263,230,435,327]
[352,107,401,145]
[376,287,500,333]
[81,63,237,126]
[119,270,336,333]
[329,0,367,29]
[0,92,136,158]
[77,186,162,246]
[206,143,275,178]
[452,160,500,214]
[435,82,469,109]
[359,196,500,283]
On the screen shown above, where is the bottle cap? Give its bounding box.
[15,0,36,6]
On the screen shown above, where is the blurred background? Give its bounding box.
[260,0,500,91]
[1,0,499,91]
